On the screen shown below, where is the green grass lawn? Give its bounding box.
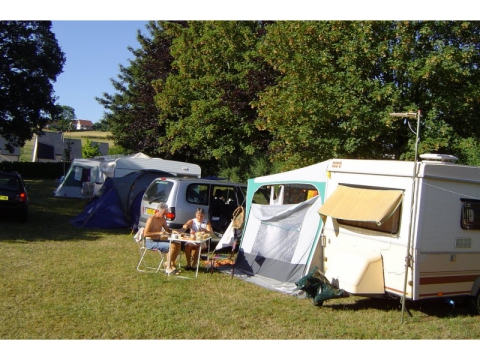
[1,179,480,340]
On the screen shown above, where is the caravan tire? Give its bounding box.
[468,289,480,315]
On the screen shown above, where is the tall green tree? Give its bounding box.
[96,21,186,157]
[154,21,277,178]
[0,21,65,151]
[54,105,76,131]
[254,21,480,169]
[92,118,109,131]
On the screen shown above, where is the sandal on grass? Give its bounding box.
[165,268,181,275]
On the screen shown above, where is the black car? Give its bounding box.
[0,171,29,222]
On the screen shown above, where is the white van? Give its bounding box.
[138,177,248,240]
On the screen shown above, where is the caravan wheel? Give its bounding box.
[468,289,480,315]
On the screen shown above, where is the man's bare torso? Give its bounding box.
[146,216,167,239]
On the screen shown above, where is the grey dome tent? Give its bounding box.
[70,170,173,230]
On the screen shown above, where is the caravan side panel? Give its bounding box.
[413,166,480,300]
[113,158,201,178]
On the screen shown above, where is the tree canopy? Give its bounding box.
[153,21,277,177]
[100,21,480,179]
[96,21,186,157]
[53,105,76,131]
[0,21,65,152]
[254,21,480,169]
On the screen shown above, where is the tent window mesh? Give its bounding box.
[252,223,299,262]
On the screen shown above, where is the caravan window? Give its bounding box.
[461,199,480,230]
[320,185,403,235]
[283,184,318,204]
[337,203,402,234]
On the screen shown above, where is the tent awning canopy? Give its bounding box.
[318,185,403,225]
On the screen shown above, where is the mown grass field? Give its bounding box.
[1,179,479,342]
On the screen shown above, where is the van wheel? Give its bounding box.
[468,289,480,315]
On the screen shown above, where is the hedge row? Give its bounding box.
[0,161,71,179]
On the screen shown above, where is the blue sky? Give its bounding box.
[51,21,148,123]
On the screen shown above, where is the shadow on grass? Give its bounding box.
[0,179,131,242]
[323,295,476,319]
[0,216,127,242]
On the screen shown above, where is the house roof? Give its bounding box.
[73,119,94,127]
[64,138,83,160]
[33,133,83,161]
[37,142,55,160]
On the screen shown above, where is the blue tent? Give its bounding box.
[70,170,173,229]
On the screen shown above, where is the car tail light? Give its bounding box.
[166,207,175,220]
[16,192,27,202]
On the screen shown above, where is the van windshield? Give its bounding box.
[143,180,174,203]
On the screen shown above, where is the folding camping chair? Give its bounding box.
[207,206,244,278]
[134,228,165,273]
[208,234,238,278]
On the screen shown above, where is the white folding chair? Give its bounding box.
[207,220,239,277]
[134,228,165,273]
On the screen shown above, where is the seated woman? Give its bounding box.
[180,208,213,270]
[143,202,181,275]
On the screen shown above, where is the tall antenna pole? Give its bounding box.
[389,110,421,323]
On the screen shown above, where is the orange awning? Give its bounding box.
[318,185,403,225]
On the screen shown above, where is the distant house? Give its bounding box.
[0,136,21,162]
[72,119,94,130]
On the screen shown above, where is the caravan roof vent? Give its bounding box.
[420,153,458,163]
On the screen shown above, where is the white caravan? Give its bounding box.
[54,153,202,198]
[317,154,480,313]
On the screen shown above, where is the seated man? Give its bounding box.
[143,202,181,275]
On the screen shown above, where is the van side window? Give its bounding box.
[461,199,480,230]
[186,184,209,205]
[337,204,402,235]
